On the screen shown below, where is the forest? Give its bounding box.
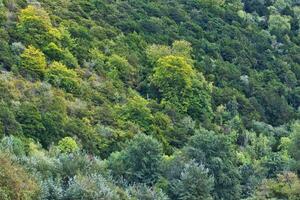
[0,0,300,199]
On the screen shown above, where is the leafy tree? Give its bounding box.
[108,134,163,185]
[184,129,241,200]
[41,111,67,147]
[127,184,169,200]
[171,40,193,59]
[107,54,135,85]
[43,42,65,61]
[1,0,300,199]
[0,153,39,200]
[0,136,26,156]
[268,14,291,37]
[65,174,123,200]
[151,55,195,111]
[57,137,79,153]
[17,5,60,47]
[16,103,45,143]
[146,44,172,64]
[0,30,13,70]
[45,61,80,94]
[289,121,300,175]
[0,102,21,137]
[186,74,213,123]
[19,45,47,80]
[149,42,212,121]
[43,42,78,68]
[253,172,300,200]
[117,93,153,131]
[64,118,102,155]
[261,152,289,178]
[172,161,214,200]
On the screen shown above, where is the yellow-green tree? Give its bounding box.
[151,54,212,121]
[58,137,79,153]
[19,45,47,80]
[151,55,195,111]
[17,5,61,47]
[45,62,80,94]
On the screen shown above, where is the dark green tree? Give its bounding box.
[108,134,163,185]
[184,129,241,200]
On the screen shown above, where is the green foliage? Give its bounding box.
[65,174,123,200]
[172,161,214,200]
[107,54,135,85]
[152,55,194,103]
[117,93,153,131]
[0,153,39,200]
[184,129,241,200]
[253,172,300,200]
[19,45,47,80]
[289,121,300,174]
[45,61,80,94]
[149,42,213,121]
[127,184,169,200]
[57,137,79,153]
[16,102,45,143]
[0,136,26,156]
[43,42,78,68]
[17,5,60,47]
[0,0,299,199]
[0,102,21,137]
[268,14,291,37]
[108,134,163,185]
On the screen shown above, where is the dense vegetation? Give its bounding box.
[0,0,300,199]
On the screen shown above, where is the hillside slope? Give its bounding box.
[0,0,300,199]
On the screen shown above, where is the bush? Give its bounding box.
[57,137,79,153]
[127,184,169,200]
[0,136,26,156]
[108,134,163,185]
[0,153,39,200]
[19,45,47,80]
[65,174,123,200]
[46,62,81,94]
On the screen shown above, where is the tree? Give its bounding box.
[107,54,135,85]
[16,103,45,143]
[184,129,241,200]
[168,160,214,200]
[149,42,213,121]
[17,5,60,47]
[146,40,192,65]
[0,30,13,70]
[19,45,47,80]
[108,134,163,185]
[57,137,79,153]
[177,161,214,200]
[43,42,78,68]
[289,121,300,175]
[146,44,172,64]
[186,74,213,123]
[254,172,300,200]
[64,174,123,200]
[171,40,193,59]
[117,93,153,131]
[268,14,291,37]
[151,55,195,111]
[0,102,21,137]
[127,184,169,200]
[45,61,80,94]
[0,153,39,200]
